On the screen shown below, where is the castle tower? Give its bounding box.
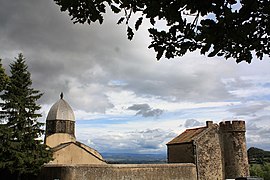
[45,93,76,147]
[219,121,250,179]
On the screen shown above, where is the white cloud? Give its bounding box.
[77,127,177,153]
[1,0,270,152]
[184,119,204,128]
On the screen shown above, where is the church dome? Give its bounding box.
[46,93,75,121]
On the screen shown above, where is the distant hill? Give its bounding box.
[248,147,270,164]
[101,153,167,164]
[102,148,270,164]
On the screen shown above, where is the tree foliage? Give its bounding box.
[0,54,52,179]
[0,59,9,93]
[248,147,270,179]
[54,0,270,63]
[248,147,270,164]
[250,163,270,180]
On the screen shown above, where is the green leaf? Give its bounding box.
[127,26,134,40]
[117,17,125,24]
[150,18,155,26]
[201,43,211,55]
[135,17,143,31]
[156,47,165,60]
[208,48,220,57]
[111,4,121,13]
[53,0,270,63]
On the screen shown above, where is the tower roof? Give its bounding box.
[46,93,75,121]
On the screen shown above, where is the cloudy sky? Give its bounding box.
[1,0,270,154]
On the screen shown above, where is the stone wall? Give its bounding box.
[39,164,197,180]
[195,124,224,180]
[49,143,106,165]
[45,133,76,147]
[220,121,249,179]
[167,143,195,163]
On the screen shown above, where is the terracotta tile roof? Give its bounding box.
[167,127,206,145]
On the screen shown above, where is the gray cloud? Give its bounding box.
[246,122,261,131]
[1,0,270,153]
[246,127,270,150]
[127,104,164,117]
[244,119,270,150]
[223,77,253,91]
[227,102,270,116]
[0,0,239,114]
[247,142,270,151]
[184,119,204,128]
[249,115,270,122]
[79,129,177,153]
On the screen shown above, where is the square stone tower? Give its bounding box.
[167,120,250,179]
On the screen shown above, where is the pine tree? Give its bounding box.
[0,58,9,121]
[0,59,9,93]
[0,54,52,179]
[0,58,10,174]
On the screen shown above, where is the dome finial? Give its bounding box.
[60,92,63,99]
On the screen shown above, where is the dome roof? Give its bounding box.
[46,94,75,121]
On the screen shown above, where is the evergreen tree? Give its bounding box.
[0,58,10,175]
[0,58,9,121]
[0,54,52,179]
[0,59,9,93]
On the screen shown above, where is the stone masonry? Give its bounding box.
[167,120,250,179]
[39,164,197,180]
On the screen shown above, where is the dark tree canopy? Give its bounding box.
[0,54,52,179]
[54,0,270,63]
[0,59,9,92]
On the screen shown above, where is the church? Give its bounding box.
[44,93,106,164]
[41,93,250,180]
